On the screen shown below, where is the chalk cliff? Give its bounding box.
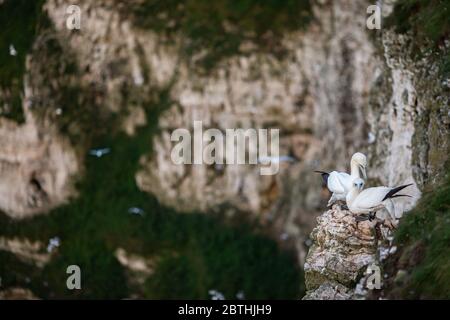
[0,0,448,296]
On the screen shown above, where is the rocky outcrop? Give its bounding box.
[303,206,378,300]
[0,237,52,267]
[115,247,157,298]
[0,92,78,219]
[0,287,40,300]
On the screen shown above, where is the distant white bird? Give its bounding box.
[9,44,17,56]
[258,155,297,164]
[128,207,145,216]
[209,289,225,300]
[236,291,245,300]
[280,233,289,241]
[47,236,61,253]
[315,152,367,207]
[89,148,110,158]
[346,178,412,228]
[368,132,376,144]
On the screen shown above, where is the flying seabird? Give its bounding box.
[128,207,145,216]
[47,236,61,253]
[89,148,110,158]
[236,291,245,300]
[346,178,412,228]
[315,152,367,208]
[208,289,225,300]
[9,44,17,56]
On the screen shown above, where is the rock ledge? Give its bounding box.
[303,206,378,300]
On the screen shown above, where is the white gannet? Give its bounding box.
[315,152,367,207]
[89,148,110,158]
[346,178,412,228]
[9,44,17,56]
[47,236,61,253]
[128,207,145,216]
[208,289,225,300]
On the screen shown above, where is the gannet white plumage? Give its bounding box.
[128,207,145,216]
[346,178,412,227]
[9,44,17,56]
[89,148,110,158]
[315,152,367,207]
[47,236,61,253]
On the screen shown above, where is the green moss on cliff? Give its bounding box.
[380,168,450,299]
[128,0,312,71]
[389,0,449,43]
[0,0,47,122]
[387,0,450,76]
[28,34,121,148]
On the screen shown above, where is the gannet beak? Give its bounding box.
[360,165,367,180]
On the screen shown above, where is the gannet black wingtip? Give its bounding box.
[314,170,330,185]
[382,183,413,201]
[389,194,413,199]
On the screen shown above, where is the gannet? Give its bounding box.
[315,152,367,207]
[47,236,61,253]
[128,207,145,216]
[236,291,245,300]
[89,148,110,158]
[208,289,225,300]
[9,44,17,56]
[346,178,412,227]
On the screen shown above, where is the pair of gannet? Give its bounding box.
[315,152,367,208]
[316,152,412,227]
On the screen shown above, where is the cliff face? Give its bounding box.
[44,0,377,263]
[366,29,449,204]
[0,0,448,291]
[2,0,380,263]
[135,0,376,264]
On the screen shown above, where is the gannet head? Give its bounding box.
[351,152,367,179]
[352,177,365,191]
